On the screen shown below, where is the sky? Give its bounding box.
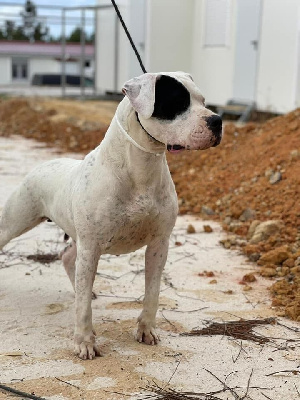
[0,0,98,38]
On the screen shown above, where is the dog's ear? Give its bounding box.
[122,73,158,119]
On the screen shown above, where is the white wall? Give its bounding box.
[94,0,300,112]
[190,0,236,105]
[0,57,11,85]
[29,58,60,82]
[256,0,300,112]
[146,0,194,73]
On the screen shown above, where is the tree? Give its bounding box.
[0,0,50,42]
[33,22,49,42]
[66,26,94,43]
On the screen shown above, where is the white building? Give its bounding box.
[0,41,94,86]
[96,0,300,113]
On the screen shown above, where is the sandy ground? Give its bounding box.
[0,136,299,400]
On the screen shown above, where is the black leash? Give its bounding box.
[111,0,147,74]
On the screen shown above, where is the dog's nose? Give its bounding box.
[206,114,222,147]
[206,114,222,134]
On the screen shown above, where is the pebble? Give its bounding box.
[260,266,277,277]
[249,220,283,244]
[269,171,282,185]
[259,246,290,265]
[187,224,196,234]
[203,225,213,233]
[240,208,256,222]
[201,205,215,215]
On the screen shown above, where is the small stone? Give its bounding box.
[223,216,232,225]
[260,266,277,277]
[265,168,274,178]
[248,253,260,262]
[240,208,256,222]
[243,285,252,291]
[269,171,282,185]
[281,266,290,276]
[201,205,215,215]
[187,224,196,234]
[290,149,300,160]
[259,246,290,265]
[291,266,300,275]
[203,225,213,233]
[283,258,295,268]
[247,220,261,240]
[249,220,283,244]
[242,273,257,283]
[223,240,231,249]
[209,279,217,284]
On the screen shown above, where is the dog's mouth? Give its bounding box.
[167,144,185,153]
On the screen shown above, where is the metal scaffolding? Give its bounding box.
[61,4,118,99]
[0,2,121,99]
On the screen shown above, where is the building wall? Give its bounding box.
[145,0,194,73]
[0,57,12,85]
[256,0,300,112]
[94,0,300,112]
[29,58,60,83]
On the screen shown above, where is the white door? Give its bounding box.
[233,0,262,102]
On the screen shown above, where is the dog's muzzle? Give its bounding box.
[206,115,222,147]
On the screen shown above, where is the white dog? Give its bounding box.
[0,72,222,359]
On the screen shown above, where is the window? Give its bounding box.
[12,57,28,80]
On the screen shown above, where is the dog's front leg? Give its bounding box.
[74,243,101,360]
[137,237,169,345]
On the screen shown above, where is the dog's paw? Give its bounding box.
[136,323,160,345]
[74,333,102,360]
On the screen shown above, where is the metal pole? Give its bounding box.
[114,12,119,93]
[93,8,97,97]
[80,8,86,99]
[61,8,66,97]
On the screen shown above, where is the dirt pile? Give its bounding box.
[0,98,299,320]
[0,98,108,153]
[168,111,300,320]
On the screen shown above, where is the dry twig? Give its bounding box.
[181,318,276,344]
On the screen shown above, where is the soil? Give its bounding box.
[0,97,299,321]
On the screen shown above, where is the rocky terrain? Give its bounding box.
[0,97,299,320]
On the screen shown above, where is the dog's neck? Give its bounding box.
[116,98,166,156]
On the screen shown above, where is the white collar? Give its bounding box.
[115,115,164,157]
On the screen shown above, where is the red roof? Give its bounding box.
[0,41,94,58]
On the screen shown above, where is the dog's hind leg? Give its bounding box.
[61,241,97,299]
[0,184,44,251]
[61,241,77,291]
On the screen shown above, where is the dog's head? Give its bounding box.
[122,72,222,153]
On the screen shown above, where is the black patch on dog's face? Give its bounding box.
[152,75,190,120]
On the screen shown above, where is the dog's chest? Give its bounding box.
[102,190,176,255]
